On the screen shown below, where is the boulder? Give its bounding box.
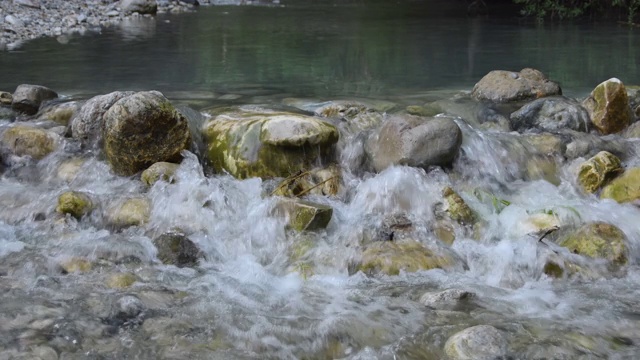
[471,68,561,103]
[557,222,628,266]
[0,125,58,159]
[153,232,201,267]
[120,0,158,15]
[564,130,628,160]
[577,151,622,193]
[582,78,632,135]
[71,91,134,147]
[56,191,93,219]
[510,96,590,132]
[600,167,640,203]
[36,100,82,126]
[275,199,333,232]
[103,91,191,176]
[442,187,476,225]
[366,114,462,172]
[11,84,58,115]
[106,197,151,228]
[141,162,179,186]
[419,288,474,310]
[349,241,460,276]
[0,91,13,105]
[202,107,338,179]
[444,325,508,360]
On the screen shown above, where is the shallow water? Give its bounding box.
[1,1,640,359]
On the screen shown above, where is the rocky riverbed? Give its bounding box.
[0,0,206,50]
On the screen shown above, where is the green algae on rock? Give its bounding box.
[202,107,338,179]
[583,78,632,135]
[558,222,628,266]
[577,151,623,193]
[56,191,93,219]
[442,187,476,225]
[600,167,640,203]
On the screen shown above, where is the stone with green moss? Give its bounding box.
[202,106,338,179]
[583,78,632,134]
[107,272,138,289]
[444,325,507,360]
[406,105,441,117]
[350,241,458,276]
[276,199,333,232]
[1,125,58,159]
[107,197,151,228]
[103,91,191,176]
[153,232,201,268]
[558,222,628,266]
[56,191,93,219]
[577,151,622,193]
[443,187,476,225]
[141,162,180,186]
[601,167,640,203]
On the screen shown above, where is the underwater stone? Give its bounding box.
[153,232,202,268]
[56,191,93,219]
[583,78,632,135]
[577,151,622,193]
[419,288,474,310]
[141,161,179,186]
[444,325,508,360]
[36,100,82,126]
[276,199,333,232]
[107,272,138,289]
[106,197,151,228]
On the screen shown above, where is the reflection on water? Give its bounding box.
[0,1,638,98]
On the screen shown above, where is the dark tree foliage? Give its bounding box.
[513,0,640,23]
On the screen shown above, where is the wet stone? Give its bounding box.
[153,232,202,268]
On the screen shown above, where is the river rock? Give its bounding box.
[419,288,474,310]
[59,257,92,274]
[120,0,158,15]
[56,158,86,182]
[510,96,590,132]
[444,325,508,360]
[36,100,82,126]
[106,272,137,289]
[577,151,622,193]
[153,232,202,267]
[557,222,628,266]
[14,0,41,9]
[349,241,459,276]
[271,165,342,197]
[0,125,58,159]
[582,78,632,135]
[600,167,640,203]
[366,114,462,172]
[623,121,640,138]
[11,84,58,115]
[106,197,151,228]
[141,161,179,186]
[564,131,628,160]
[103,91,191,176]
[471,68,561,103]
[0,91,13,105]
[70,91,134,147]
[56,191,93,219]
[520,132,566,156]
[202,107,338,179]
[275,199,333,232]
[442,187,476,225]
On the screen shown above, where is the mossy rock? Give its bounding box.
[59,258,92,274]
[443,187,476,225]
[406,104,441,117]
[444,325,507,360]
[1,125,58,159]
[600,167,640,203]
[583,78,632,135]
[153,232,201,268]
[107,197,151,228]
[107,272,138,289]
[350,241,458,276]
[577,151,622,193]
[276,199,333,232]
[56,191,93,219]
[202,107,338,179]
[558,222,628,266]
[141,162,180,186]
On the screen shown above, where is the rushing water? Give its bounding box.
[2,1,640,359]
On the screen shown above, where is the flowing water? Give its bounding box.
[1,1,640,359]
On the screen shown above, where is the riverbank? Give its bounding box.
[0,0,202,51]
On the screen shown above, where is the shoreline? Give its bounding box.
[0,0,204,51]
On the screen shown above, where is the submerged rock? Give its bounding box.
[577,151,622,193]
[275,199,333,232]
[0,125,58,159]
[558,222,628,266]
[471,68,561,103]
[271,165,342,197]
[141,161,180,186]
[59,257,92,274]
[583,78,632,135]
[103,91,191,176]
[106,197,151,228]
[11,84,58,115]
[510,96,590,132]
[56,191,93,219]
[444,325,508,360]
[202,107,338,179]
[153,232,201,268]
[56,158,86,182]
[600,167,640,203]
[419,289,474,310]
[36,100,82,126]
[623,121,640,138]
[107,272,138,289]
[71,91,134,147]
[349,241,459,276]
[366,114,462,172]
